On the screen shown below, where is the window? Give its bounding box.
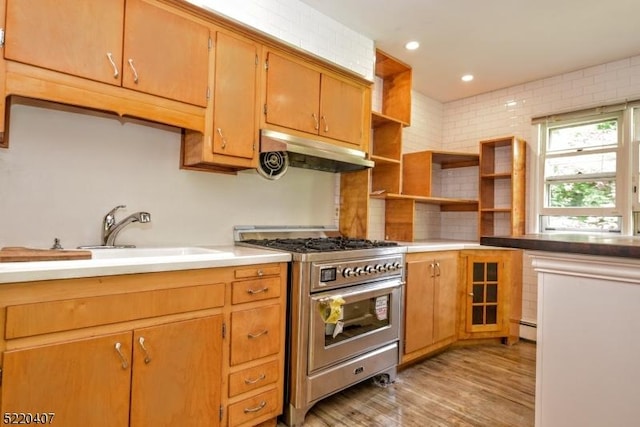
[538,112,625,233]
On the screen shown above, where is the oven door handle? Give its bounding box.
[312,279,404,303]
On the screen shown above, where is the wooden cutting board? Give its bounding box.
[0,247,92,262]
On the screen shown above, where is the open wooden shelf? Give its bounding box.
[478,136,526,237]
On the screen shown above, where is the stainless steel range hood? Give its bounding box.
[260,129,374,173]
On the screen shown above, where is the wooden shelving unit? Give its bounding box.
[478,136,526,237]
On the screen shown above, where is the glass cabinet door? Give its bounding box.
[466,257,504,333]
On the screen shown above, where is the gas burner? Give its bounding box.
[244,237,398,253]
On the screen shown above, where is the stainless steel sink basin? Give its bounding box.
[89,246,229,259]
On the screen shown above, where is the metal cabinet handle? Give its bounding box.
[468,293,474,297]
[127,58,139,84]
[243,400,267,414]
[257,269,264,277]
[247,329,268,339]
[312,113,319,130]
[429,262,435,278]
[244,373,266,385]
[321,115,329,132]
[138,336,152,364]
[247,287,269,295]
[114,342,129,369]
[217,128,227,149]
[435,262,441,277]
[106,52,119,79]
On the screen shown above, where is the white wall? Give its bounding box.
[0,1,375,249]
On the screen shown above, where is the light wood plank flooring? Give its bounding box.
[293,341,536,427]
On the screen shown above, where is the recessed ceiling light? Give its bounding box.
[461,74,474,82]
[405,41,420,50]
[505,100,518,107]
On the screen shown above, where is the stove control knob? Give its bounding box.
[364,265,374,274]
[354,267,364,276]
[375,264,385,272]
[393,262,402,270]
[343,268,354,278]
[384,263,393,271]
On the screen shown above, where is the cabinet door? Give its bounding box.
[212,31,258,159]
[433,252,458,342]
[0,332,132,427]
[4,0,125,85]
[465,254,505,333]
[319,74,365,146]
[265,52,321,134]
[123,0,209,106]
[130,316,223,427]
[404,258,435,354]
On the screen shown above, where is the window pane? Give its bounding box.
[473,263,484,282]
[547,180,615,207]
[545,152,616,179]
[548,119,618,152]
[541,215,621,232]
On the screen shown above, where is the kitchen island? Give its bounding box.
[481,234,640,427]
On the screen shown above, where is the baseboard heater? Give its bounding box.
[519,320,537,328]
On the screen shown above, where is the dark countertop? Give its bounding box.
[480,234,640,259]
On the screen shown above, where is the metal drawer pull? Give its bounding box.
[244,373,266,385]
[138,336,152,364]
[106,52,119,79]
[247,287,269,295]
[114,342,129,369]
[217,128,227,149]
[243,400,267,414]
[247,329,268,339]
[257,269,264,277]
[127,58,139,84]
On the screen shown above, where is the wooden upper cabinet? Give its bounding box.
[265,51,366,147]
[211,31,259,159]
[123,0,209,107]
[4,0,209,107]
[4,0,126,86]
[319,74,365,145]
[265,51,321,135]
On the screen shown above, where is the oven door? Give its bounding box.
[308,279,403,372]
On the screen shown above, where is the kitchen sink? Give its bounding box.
[89,246,230,259]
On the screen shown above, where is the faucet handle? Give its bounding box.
[139,212,151,223]
[107,205,127,217]
[103,205,127,242]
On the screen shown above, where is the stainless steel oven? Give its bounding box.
[234,226,406,427]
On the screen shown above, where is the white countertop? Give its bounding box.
[400,240,484,252]
[0,241,502,284]
[0,246,291,284]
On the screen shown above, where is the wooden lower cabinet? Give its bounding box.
[402,251,458,364]
[0,262,287,427]
[1,332,132,427]
[2,317,222,427]
[459,249,522,344]
[223,264,287,427]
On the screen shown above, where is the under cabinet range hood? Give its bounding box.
[259,129,374,174]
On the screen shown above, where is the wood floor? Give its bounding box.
[294,341,536,427]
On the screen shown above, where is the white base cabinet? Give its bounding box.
[532,253,640,427]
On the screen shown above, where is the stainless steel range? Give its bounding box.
[234,226,406,427]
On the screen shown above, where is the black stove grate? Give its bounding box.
[244,237,398,253]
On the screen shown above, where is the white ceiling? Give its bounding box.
[299,0,640,102]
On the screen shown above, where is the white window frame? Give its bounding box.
[534,107,634,235]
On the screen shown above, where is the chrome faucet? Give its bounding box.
[102,205,151,247]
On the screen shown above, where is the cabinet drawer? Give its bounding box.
[228,387,279,427]
[234,265,281,279]
[230,304,281,366]
[232,277,281,305]
[229,360,279,397]
[5,283,225,339]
